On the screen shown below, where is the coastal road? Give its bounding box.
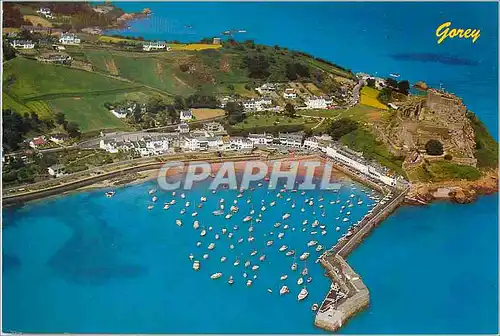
[351,79,365,106]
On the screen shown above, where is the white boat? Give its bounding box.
[280,285,290,295]
[261,206,266,211]
[316,245,324,252]
[291,262,298,271]
[200,196,207,202]
[308,201,314,206]
[225,213,232,219]
[248,236,255,242]
[343,218,349,222]
[208,242,215,250]
[185,202,190,207]
[307,240,318,247]
[278,232,285,239]
[176,219,182,227]
[279,245,288,252]
[215,234,220,240]
[282,213,291,220]
[203,254,209,259]
[286,250,295,256]
[196,241,202,247]
[268,288,273,293]
[181,193,185,199]
[211,209,224,216]
[234,259,240,266]
[148,189,156,195]
[193,221,199,229]
[390,73,400,78]
[301,208,305,212]
[259,255,266,261]
[200,229,207,237]
[238,238,243,243]
[163,204,170,210]
[280,274,288,280]
[222,228,227,234]
[283,224,289,230]
[220,256,227,262]
[193,260,200,271]
[274,222,281,228]
[189,253,194,260]
[307,277,313,283]
[147,205,154,210]
[243,216,252,222]
[211,272,223,280]
[321,230,327,236]
[230,244,235,250]
[245,260,251,268]
[192,211,198,217]
[180,209,186,215]
[246,280,252,287]
[252,265,259,271]
[228,233,233,238]
[243,272,248,278]
[312,303,319,311]
[336,226,341,232]
[297,287,309,301]
[250,250,257,256]
[172,191,176,196]
[300,252,310,261]
[230,205,239,213]
[302,220,308,225]
[170,200,176,205]
[266,240,274,246]
[297,277,304,285]
[270,201,276,206]
[291,203,296,209]
[105,191,115,198]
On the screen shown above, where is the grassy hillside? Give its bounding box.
[467,111,498,168]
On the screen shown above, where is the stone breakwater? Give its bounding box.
[314,181,409,332]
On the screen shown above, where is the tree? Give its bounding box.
[55,112,66,125]
[397,80,410,95]
[65,122,81,138]
[225,102,244,125]
[284,103,296,117]
[425,139,444,156]
[366,78,375,88]
[385,77,398,88]
[174,95,187,110]
[377,87,392,105]
[2,40,16,61]
[327,118,358,140]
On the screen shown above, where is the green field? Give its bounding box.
[407,161,481,182]
[3,58,139,101]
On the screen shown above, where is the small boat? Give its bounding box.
[212,210,224,216]
[170,200,176,205]
[302,268,308,276]
[286,250,295,256]
[261,206,266,211]
[189,254,194,260]
[181,193,185,199]
[270,201,276,207]
[316,245,324,252]
[300,252,310,261]
[185,202,190,207]
[280,274,288,280]
[238,238,243,243]
[343,218,349,222]
[279,245,288,252]
[259,255,266,261]
[147,205,154,210]
[278,232,285,239]
[230,244,235,250]
[243,272,248,278]
[312,303,319,311]
[105,191,115,198]
[222,228,227,234]
[246,280,252,287]
[163,204,170,210]
[245,260,251,268]
[297,277,304,285]
[307,240,318,247]
[274,222,281,228]
[215,234,220,240]
[228,233,233,238]
[268,288,273,293]
[193,260,200,271]
[225,214,233,219]
[282,213,291,220]
[196,241,202,247]
[203,254,209,259]
[250,250,257,256]
[302,220,308,225]
[221,256,227,262]
[280,285,290,295]
[208,243,215,250]
[291,263,298,271]
[252,265,259,271]
[336,226,341,232]
[243,216,252,222]
[211,272,223,280]
[176,219,182,227]
[307,277,313,283]
[248,236,255,242]
[298,287,309,301]
[180,209,186,215]
[390,73,400,78]
[283,224,289,230]
[266,240,274,246]
[200,229,207,237]
[200,196,207,202]
[291,203,296,209]
[234,225,239,231]
[193,221,199,229]
[228,276,234,285]
[234,259,240,266]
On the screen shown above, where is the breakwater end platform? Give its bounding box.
[315,168,409,332]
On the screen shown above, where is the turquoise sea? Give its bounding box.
[3,2,499,334]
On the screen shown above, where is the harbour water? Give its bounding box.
[2,2,499,333]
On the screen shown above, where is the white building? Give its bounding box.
[183,135,223,151]
[59,33,81,45]
[242,97,273,112]
[49,133,68,144]
[99,136,170,157]
[229,137,254,150]
[48,164,66,177]
[203,122,225,133]
[283,88,297,99]
[180,110,193,121]
[247,133,274,146]
[324,146,396,187]
[37,7,51,16]
[304,96,333,109]
[142,41,169,51]
[177,123,190,133]
[278,132,303,148]
[10,40,35,49]
[255,83,277,95]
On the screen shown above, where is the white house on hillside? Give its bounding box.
[278,132,303,148]
[180,110,193,121]
[304,96,333,109]
[48,164,66,177]
[247,133,274,146]
[283,88,297,99]
[59,33,81,45]
[229,137,254,150]
[143,41,169,51]
[10,40,35,49]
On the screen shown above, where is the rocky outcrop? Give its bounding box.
[414,81,428,91]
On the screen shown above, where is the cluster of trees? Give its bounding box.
[327,118,359,140]
[385,78,410,95]
[286,62,310,81]
[224,102,245,125]
[3,3,31,27]
[3,109,55,152]
[242,54,271,79]
[3,40,17,61]
[54,112,80,138]
[425,139,444,156]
